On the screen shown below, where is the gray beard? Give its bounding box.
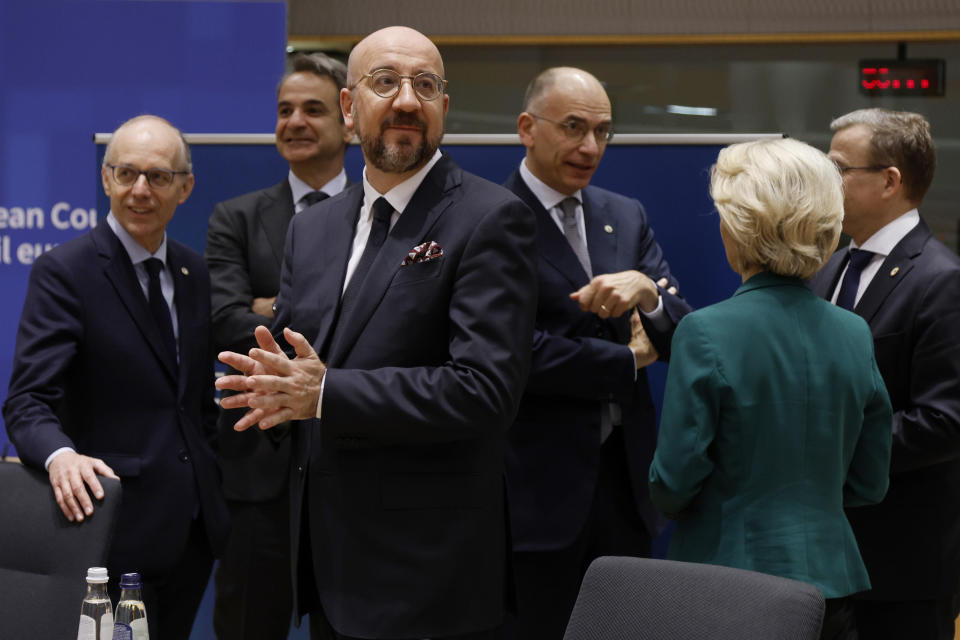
[360,129,441,174]
[353,104,443,174]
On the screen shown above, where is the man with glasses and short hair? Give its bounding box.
[502,66,692,640]
[204,52,353,640]
[810,108,960,640]
[215,26,538,640]
[4,114,229,639]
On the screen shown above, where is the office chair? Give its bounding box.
[0,460,121,638]
[564,556,825,640]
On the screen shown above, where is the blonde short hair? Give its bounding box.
[710,138,843,280]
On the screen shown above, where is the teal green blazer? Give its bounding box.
[649,272,892,598]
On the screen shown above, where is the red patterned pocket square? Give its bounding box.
[401,241,443,266]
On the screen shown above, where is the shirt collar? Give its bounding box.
[361,149,443,215]
[519,158,583,211]
[852,208,920,257]
[106,211,167,266]
[289,167,348,205]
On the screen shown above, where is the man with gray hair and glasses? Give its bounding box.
[205,52,353,640]
[502,66,691,640]
[4,114,229,639]
[811,108,960,639]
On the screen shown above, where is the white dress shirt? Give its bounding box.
[830,209,920,307]
[316,150,444,418]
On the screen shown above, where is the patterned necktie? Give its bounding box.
[559,197,592,278]
[143,258,177,362]
[301,191,329,207]
[836,248,875,311]
[340,197,393,313]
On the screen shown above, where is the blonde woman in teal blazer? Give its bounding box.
[649,138,893,639]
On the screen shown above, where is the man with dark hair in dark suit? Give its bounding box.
[811,108,960,640]
[502,67,692,640]
[4,114,229,639]
[215,26,538,640]
[205,52,352,640]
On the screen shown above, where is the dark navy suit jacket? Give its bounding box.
[810,218,960,599]
[206,180,297,502]
[503,169,692,552]
[274,154,539,638]
[4,222,230,578]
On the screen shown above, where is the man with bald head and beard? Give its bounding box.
[215,26,538,640]
[503,67,691,640]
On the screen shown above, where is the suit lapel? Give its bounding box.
[312,185,365,359]
[505,170,588,288]
[582,188,617,279]
[258,180,295,267]
[854,219,930,322]
[93,224,178,383]
[328,157,459,364]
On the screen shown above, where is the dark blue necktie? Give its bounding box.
[340,197,393,314]
[836,248,875,311]
[144,258,177,362]
[301,191,329,207]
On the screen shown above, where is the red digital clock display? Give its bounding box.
[859,59,945,96]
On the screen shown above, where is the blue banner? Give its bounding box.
[0,0,286,455]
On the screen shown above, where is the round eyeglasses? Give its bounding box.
[354,69,447,101]
[105,163,190,189]
[528,113,614,144]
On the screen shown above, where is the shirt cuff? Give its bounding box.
[640,292,670,332]
[45,447,75,470]
[315,370,326,419]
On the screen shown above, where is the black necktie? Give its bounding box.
[340,197,393,314]
[144,258,177,362]
[301,191,329,207]
[836,248,875,311]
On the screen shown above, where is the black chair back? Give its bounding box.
[0,460,121,638]
[564,556,825,640]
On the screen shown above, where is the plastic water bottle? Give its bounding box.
[77,567,113,640]
[112,572,149,640]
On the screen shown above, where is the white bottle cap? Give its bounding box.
[86,567,109,583]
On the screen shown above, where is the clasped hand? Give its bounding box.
[570,271,676,318]
[216,326,326,431]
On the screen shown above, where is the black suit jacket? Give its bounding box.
[4,222,230,577]
[273,154,538,638]
[503,170,692,551]
[810,218,960,599]
[207,179,302,501]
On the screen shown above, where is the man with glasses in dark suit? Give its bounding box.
[205,52,353,640]
[811,108,960,640]
[215,26,537,640]
[502,67,692,640]
[4,115,229,639]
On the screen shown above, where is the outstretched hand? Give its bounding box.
[217,326,327,431]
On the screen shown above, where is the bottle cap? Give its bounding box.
[86,567,108,583]
[119,572,142,589]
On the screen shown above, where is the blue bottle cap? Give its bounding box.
[119,572,142,589]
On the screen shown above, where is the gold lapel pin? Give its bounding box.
[889,267,900,277]
[604,224,613,234]
[181,266,189,276]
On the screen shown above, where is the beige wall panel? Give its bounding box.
[289,0,960,38]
